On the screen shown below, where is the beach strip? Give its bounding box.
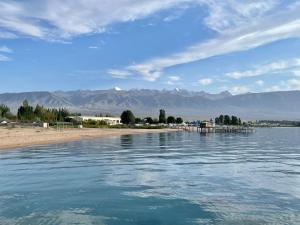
[0,127,176,150]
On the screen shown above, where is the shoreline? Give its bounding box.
[0,127,177,151]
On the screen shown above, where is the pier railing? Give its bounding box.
[170,125,255,133]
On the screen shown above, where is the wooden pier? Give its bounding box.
[173,125,255,134]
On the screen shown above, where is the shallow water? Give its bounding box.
[1,128,300,224]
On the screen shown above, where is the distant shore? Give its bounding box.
[0,127,176,150]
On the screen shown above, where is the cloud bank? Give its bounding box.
[126,1,300,80]
[0,0,196,40]
[1,0,300,91]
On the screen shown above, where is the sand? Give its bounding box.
[0,127,176,150]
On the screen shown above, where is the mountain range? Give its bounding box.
[0,88,299,120]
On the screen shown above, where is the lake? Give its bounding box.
[1,128,300,224]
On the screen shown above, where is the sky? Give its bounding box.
[1,0,300,94]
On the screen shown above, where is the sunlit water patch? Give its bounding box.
[1,128,300,224]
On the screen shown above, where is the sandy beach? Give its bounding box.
[0,127,176,150]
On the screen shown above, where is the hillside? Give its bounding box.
[0,89,299,120]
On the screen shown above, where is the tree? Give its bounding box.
[159,109,166,124]
[17,100,35,121]
[176,117,183,124]
[167,116,176,124]
[135,117,142,124]
[57,108,70,121]
[215,117,220,125]
[0,104,10,118]
[34,104,45,121]
[238,118,242,126]
[23,99,29,107]
[219,115,224,124]
[224,115,231,125]
[121,110,135,125]
[153,118,159,124]
[231,116,238,125]
[145,117,154,124]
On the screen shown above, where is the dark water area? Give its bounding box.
[1,128,300,224]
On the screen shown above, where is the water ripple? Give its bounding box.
[1,128,300,224]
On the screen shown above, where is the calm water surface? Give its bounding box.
[1,128,300,224]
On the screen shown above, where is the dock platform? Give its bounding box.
[173,125,255,134]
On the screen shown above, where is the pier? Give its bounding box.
[173,125,255,134]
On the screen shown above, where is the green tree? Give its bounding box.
[238,118,242,126]
[57,108,70,121]
[121,110,135,125]
[224,115,231,125]
[159,109,166,124]
[219,115,224,124]
[34,104,45,121]
[215,117,220,125]
[153,118,159,124]
[135,117,142,124]
[176,117,183,124]
[231,116,238,125]
[23,99,29,107]
[0,104,11,118]
[145,117,154,124]
[17,100,35,121]
[167,116,176,124]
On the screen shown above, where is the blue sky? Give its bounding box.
[1,0,300,94]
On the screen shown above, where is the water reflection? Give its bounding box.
[120,135,133,149]
[159,133,166,149]
[1,128,300,224]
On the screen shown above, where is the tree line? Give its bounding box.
[0,100,70,122]
[0,104,14,119]
[215,114,242,126]
[1,102,183,126]
[121,109,183,125]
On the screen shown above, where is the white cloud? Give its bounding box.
[168,76,180,81]
[0,46,13,61]
[0,0,283,42]
[0,46,13,53]
[163,6,187,22]
[230,85,250,95]
[203,0,279,33]
[0,0,197,40]
[266,85,281,92]
[292,69,300,77]
[0,31,17,39]
[2,0,300,82]
[126,64,161,81]
[198,78,212,86]
[88,46,99,49]
[0,54,10,61]
[166,75,181,85]
[286,79,300,90]
[255,80,264,86]
[124,1,300,81]
[107,69,132,79]
[226,58,300,79]
[265,79,300,92]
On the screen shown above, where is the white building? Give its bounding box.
[71,116,121,125]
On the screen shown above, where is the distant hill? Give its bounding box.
[0,89,299,120]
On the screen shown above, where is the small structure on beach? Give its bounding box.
[43,123,49,128]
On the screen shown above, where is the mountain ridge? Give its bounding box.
[0,89,299,120]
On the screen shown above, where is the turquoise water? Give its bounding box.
[1,128,300,224]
